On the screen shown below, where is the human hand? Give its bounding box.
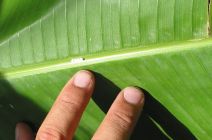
[16,70,145,140]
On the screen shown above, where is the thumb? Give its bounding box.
[16,122,34,140]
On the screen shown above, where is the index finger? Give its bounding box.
[36,70,95,140]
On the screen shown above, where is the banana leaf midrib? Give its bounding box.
[3,38,211,80]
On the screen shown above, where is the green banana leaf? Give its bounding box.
[0,0,211,139]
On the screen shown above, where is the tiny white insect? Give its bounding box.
[70,58,85,64]
[9,104,15,109]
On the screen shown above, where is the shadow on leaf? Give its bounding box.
[0,73,46,139]
[92,72,197,140]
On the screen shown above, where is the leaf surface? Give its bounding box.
[0,0,211,139]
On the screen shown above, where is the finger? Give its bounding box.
[92,87,145,140]
[15,122,34,140]
[36,70,95,140]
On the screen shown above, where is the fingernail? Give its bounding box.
[74,71,92,88]
[123,87,144,105]
[15,124,20,140]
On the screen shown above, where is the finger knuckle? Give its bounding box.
[59,93,80,112]
[37,127,65,140]
[110,110,134,130]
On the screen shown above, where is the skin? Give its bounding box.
[15,70,145,140]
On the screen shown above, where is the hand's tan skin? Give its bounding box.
[15,70,145,140]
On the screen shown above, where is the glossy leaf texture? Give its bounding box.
[0,0,211,139]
